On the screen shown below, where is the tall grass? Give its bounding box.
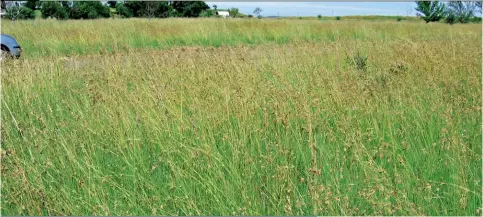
[1,19,482,215]
[2,18,479,58]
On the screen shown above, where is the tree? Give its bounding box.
[107,1,117,8]
[476,1,482,14]
[145,1,157,18]
[445,12,457,24]
[212,4,217,11]
[5,5,35,20]
[120,1,217,18]
[229,7,239,18]
[24,0,39,10]
[124,1,144,17]
[69,1,110,19]
[415,1,446,23]
[171,1,209,17]
[168,9,181,17]
[123,1,207,18]
[41,1,69,20]
[61,1,72,9]
[123,1,171,18]
[155,1,172,18]
[253,7,262,17]
[115,2,132,18]
[446,1,478,23]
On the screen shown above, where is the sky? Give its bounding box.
[205,2,418,17]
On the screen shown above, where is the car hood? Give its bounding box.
[1,34,20,46]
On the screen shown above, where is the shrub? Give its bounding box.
[347,52,368,72]
[396,16,402,22]
[199,10,214,17]
[248,14,253,18]
[335,16,341,20]
[5,6,35,20]
[317,14,322,19]
[41,1,69,20]
[471,16,482,23]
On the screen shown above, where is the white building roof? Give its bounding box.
[216,11,230,16]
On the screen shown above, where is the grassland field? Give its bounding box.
[0,18,482,215]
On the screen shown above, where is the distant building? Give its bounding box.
[216,11,229,18]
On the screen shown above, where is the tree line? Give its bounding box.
[1,0,482,23]
[415,1,482,24]
[1,0,223,20]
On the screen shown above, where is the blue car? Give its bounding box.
[1,34,22,59]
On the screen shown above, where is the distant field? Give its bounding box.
[1,19,482,215]
[283,15,422,21]
[1,18,465,58]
